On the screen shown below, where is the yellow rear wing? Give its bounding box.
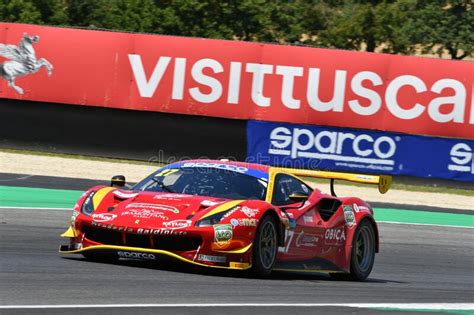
[278,167,392,195]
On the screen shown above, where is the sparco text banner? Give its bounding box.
[246,120,474,182]
[0,23,473,139]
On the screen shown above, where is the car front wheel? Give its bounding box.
[251,215,278,278]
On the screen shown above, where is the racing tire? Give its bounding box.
[330,219,376,281]
[250,214,278,278]
[82,251,118,263]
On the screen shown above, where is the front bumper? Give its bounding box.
[59,225,253,270]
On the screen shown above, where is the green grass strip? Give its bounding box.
[374,208,473,228]
[0,185,83,208]
[0,185,473,228]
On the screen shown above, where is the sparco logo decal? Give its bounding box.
[117,251,156,260]
[269,127,398,171]
[448,143,474,174]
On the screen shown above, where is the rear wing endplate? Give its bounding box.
[279,167,392,196]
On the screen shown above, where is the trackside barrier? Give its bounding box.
[0,22,472,139]
[246,120,474,182]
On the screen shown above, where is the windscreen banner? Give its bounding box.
[246,120,474,182]
[0,23,473,139]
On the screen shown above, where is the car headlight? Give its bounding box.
[81,191,96,216]
[195,206,238,227]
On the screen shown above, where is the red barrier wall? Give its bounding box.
[0,23,472,139]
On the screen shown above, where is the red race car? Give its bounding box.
[60,160,391,280]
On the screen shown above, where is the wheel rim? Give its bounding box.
[259,221,277,269]
[355,225,374,272]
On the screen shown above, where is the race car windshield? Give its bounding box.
[133,167,267,200]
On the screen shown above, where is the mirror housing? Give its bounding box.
[111,175,126,187]
[288,192,309,202]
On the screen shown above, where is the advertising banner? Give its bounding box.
[0,23,473,139]
[246,120,474,182]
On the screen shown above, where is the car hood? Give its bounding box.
[89,188,235,229]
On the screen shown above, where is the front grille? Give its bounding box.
[154,236,202,251]
[83,225,202,252]
[83,226,122,245]
[127,233,151,248]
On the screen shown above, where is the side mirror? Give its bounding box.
[111,175,126,187]
[288,192,309,202]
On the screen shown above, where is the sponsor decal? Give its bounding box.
[303,215,313,223]
[113,190,138,199]
[343,205,356,227]
[125,203,179,213]
[153,193,191,200]
[92,213,117,223]
[136,228,187,236]
[222,207,239,219]
[247,120,474,182]
[295,231,319,248]
[448,143,474,175]
[325,228,346,242]
[198,254,226,263]
[240,206,259,218]
[201,200,224,207]
[91,221,134,233]
[121,209,169,221]
[213,224,233,246]
[0,33,53,94]
[162,220,191,230]
[353,203,370,213]
[181,162,249,173]
[269,126,397,171]
[230,218,258,227]
[117,251,156,260]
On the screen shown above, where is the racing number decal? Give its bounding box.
[278,230,295,253]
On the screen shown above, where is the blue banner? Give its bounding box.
[246,120,474,182]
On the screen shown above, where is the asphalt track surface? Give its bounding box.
[1,206,473,315]
[1,174,473,314]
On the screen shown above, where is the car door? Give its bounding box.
[271,173,324,261]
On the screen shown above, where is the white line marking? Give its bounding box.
[0,303,472,310]
[0,206,71,211]
[378,221,474,229]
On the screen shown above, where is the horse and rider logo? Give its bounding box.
[0,33,53,94]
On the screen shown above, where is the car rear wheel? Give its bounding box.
[250,215,278,278]
[330,219,375,281]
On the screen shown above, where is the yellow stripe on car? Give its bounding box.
[215,243,252,254]
[92,187,115,209]
[199,200,243,220]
